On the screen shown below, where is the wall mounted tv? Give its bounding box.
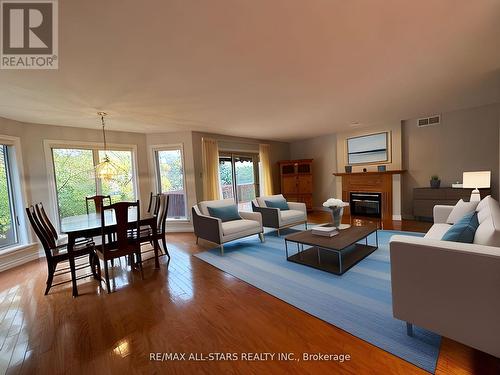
[347,132,390,165]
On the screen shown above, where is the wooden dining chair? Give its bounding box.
[95,201,142,293]
[138,193,170,263]
[86,195,112,214]
[147,192,160,214]
[26,205,98,295]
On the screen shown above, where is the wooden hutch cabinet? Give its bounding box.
[278,159,313,210]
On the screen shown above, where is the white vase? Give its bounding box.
[330,206,344,229]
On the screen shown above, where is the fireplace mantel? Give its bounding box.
[334,170,406,221]
[333,170,406,176]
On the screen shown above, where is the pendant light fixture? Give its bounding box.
[95,112,117,181]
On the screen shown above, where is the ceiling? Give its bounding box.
[0,0,499,141]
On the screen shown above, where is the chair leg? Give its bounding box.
[104,261,111,293]
[277,229,280,237]
[258,233,264,243]
[110,258,114,267]
[305,222,308,230]
[136,252,144,280]
[220,244,224,255]
[161,236,167,256]
[44,264,55,295]
[406,322,414,337]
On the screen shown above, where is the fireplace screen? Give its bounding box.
[350,192,382,218]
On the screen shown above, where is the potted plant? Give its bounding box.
[430,175,441,188]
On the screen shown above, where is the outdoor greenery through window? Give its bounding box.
[0,145,18,249]
[52,147,136,221]
[155,148,187,219]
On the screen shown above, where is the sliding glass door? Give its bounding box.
[219,153,259,210]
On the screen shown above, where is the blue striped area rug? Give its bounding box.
[195,227,441,373]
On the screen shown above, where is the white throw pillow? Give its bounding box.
[446,199,479,224]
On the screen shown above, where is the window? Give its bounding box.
[0,145,18,249]
[154,146,187,220]
[52,147,136,221]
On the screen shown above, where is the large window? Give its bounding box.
[154,146,187,219]
[52,147,136,221]
[0,145,18,249]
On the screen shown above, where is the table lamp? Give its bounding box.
[463,171,491,202]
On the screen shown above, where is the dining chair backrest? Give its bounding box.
[86,195,112,214]
[35,202,58,242]
[26,205,56,259]
[147,192,158,214]
[100,201,141,255]
[156,194,169,235]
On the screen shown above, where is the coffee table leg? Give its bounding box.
[285,240,288,258]
[317,247,321,264]
[338,250,342,274]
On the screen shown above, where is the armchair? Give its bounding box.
[192,199,264,254]
[252,194,307,235]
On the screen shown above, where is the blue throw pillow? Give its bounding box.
[207,205,241,222]
[441,211,479,243]
[265,198,289,211]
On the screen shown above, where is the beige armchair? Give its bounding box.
[192,199,264,254]
[252,194,307,235]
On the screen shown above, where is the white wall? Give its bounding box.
[290,134,337,209]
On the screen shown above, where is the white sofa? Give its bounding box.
[390,196,500,358]
[251,194,307,235]
[192,199,264,254]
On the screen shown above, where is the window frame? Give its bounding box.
[44,140,140,230]
[151,143,189,221]
[0,135,30,253]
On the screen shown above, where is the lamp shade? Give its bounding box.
[463,171,491,189]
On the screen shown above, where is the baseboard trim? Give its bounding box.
[166,221,194,233]
[0,243,42,272]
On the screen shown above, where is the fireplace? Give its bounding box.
[350,192,382,218]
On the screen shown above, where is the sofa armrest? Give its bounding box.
[433,205,454,224]
[192,206,222,244]
[287,202,307,214]
[239,211,263,227]
[252,202,280,228]
[389,235,500,357]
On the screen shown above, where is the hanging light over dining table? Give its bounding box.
[95,112,118,181]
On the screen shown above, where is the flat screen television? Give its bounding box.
[347,132,390,165]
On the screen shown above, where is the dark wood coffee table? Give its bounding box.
[284,225,378,275]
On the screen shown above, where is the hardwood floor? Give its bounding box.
[0,213,498,374]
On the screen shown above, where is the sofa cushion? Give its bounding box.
[446,199,479,224]
[265,198,289,211]
[474,196,500,247]
[221,219,260,236]
[208,204,241,222]
[280,209,306,226]
[198,198,235,216]
[256,194,285,208]
[442,212,479,243]
[424,223,452,240]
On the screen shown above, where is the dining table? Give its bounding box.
[61,210,160,297]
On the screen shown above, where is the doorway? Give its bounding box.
[219,153,260,211]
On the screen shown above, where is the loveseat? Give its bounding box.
[389,196,500,358]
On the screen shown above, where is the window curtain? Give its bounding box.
[259,144,274,196]
[202,138,221,201]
